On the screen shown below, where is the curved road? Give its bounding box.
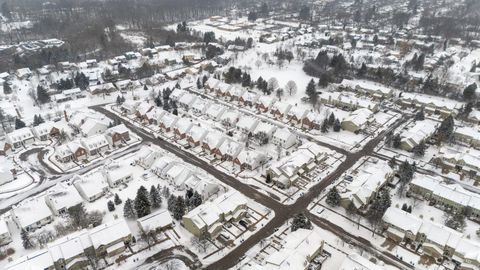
[92,105,410,269]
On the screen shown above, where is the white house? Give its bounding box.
[202,130,226,155]
[6,127,35,149]
[11,197,54,231]
[135,146,161,169]
[205,103,227,120]
[81,134,110,156]
[341,108,374,133]
[162,164,192,189]
[44,183,84,216]
[137,210,173,234]
[73,172,109,202]
[400,119,437,151]
[236,115,259,134]
[184,174,220,200]
[103,163,133,188]
[220,110,240,128]
[187,125,208,147]
[272,128,297,149]
[79,118,109,137]
[216,139,243,161]
[191,98,209,115]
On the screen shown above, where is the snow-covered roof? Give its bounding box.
[400,119,437,148]
[202,130,226,149]
[164,164,192,187]
[81,134,109,151]
[220,110,240,124]
[265,228,324,269]
[178,92,197,106]
[45,182,83,213]
[6,127,34,143]
[235,149,266,167]
[342,108,373,128]
[271,101,292,115]
[160,113,179,128]
[256,95,277,108]
[273,127,295,142]
[174,118,194,134]
[89,219,131,249]
[73,172,109,199]
[218,139,242,157]
[187,125,208,142]
[401,92,463,112]
[137,209,173,232]
[11,197,52,229]
[382,207,422,235]
[236,115,259,132]
[339,253,384,270]
[205,103,227,119]
[339,159,392,208]
[254,121,277,136]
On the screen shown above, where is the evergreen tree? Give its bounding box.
[3,81,12,94]
[167,194,176,212]
[202,75,208,86]
[305,79,316,99]
[358,63,367,77]
[367,189,391,233]
[415,109,425,121]
[412,141,426,156]
[107,200,115,212]
[437,115,454,143]
[149,185,162,209]
[333,119,341,132]
[328,113,335,126]
[155,95,163,107]
[173,196,186,220]
[392,134,402,148]
[197,78,202,89]
[445,211,466,231]
[321,118,329,133]
[407,205,412,213]
[123,198,136,219]
[266,174,272,183]
[291,213,312,232]
[318,73,330,87]
[37,85,50,104]
[388,156,396,168]
[189,191,202,208]
[326,187,341,207]
[463,102,473,117]
[21,229,33,249]
[15,118,26,129]
[134,186,151,218]
[401,203,408,211]
[114,193,122,205]
[463,83,477,100]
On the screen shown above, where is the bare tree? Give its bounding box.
[285,80,297,96]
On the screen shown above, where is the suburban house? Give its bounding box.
[178,93,197,110]
[319,91,379,112]
[256,95,277,112]
[204,77,221,92]
[103,163,133,188]
[170,88,186,102]
[6,127,35,149]
[267,143,324,188]
[11,197,54,231]
[453,126,480,149]
[287,106,309,125]
[183,190,247,239]
[400,119,437,151]
[270,101,292,120]
[398,92,463,117]
[239,91,259,107]
[134,146,161,169]
[409,175,480,218]
[338,159,394,210]
[173,118,194,140]
[135,102,154,121]
[263,229,324,270]
[382,207,480,268]
[233,149,267,170]
[341,108,374,133]
[253,121,277,144]
[105,124,130,146]
[89,219,132,257]
[159,113,179,133]
[434,148,480,182]
[302,111,322,130]
[184,174,220,200]
[31,121,61,141]
[151,156,175,177]
[0,141,12,156]
[205,103,227,120]
[340,79,394,99]
[220,110,240,129]
[236,115,259,134]
[79,118,109,137]
[88,82,116,95]
[73,172,109,202]
[186,125,208,147]
[55,141,88,163]
[272,128,297,149]
[145,108,166,125]
[162,164,192,189]
[191,98,210,115]
[81,134,110,156]
[44,183,84,216]
[216,139,243,161]
[202,130,226,155]
[137,209,173,234]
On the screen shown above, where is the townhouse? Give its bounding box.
[202,130,226,155]
[159,113,179,133]
[215,139,243,161]
[338,159,394,210]
[287,106,309,125]
[398,92,463,117]
[73,172,109,202]
[453,126,480,149]
[6,127,35,149]
[31,121,62,141]
[205,103,227,121]
[400,119,437,151]
[270,101,292,120]
[236,115,259,135]
[341,108,374,133]
[55,141,88,163]
[319,91,379,112]
[184,174,220,200]
[233,149,267,171]
[256,95,277,112]
[186,125,208,147]
[173,118,194,140]
[105,124,130,146]
[183,190,247,239]
[81,134,110,156]
[272,128,297,149]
